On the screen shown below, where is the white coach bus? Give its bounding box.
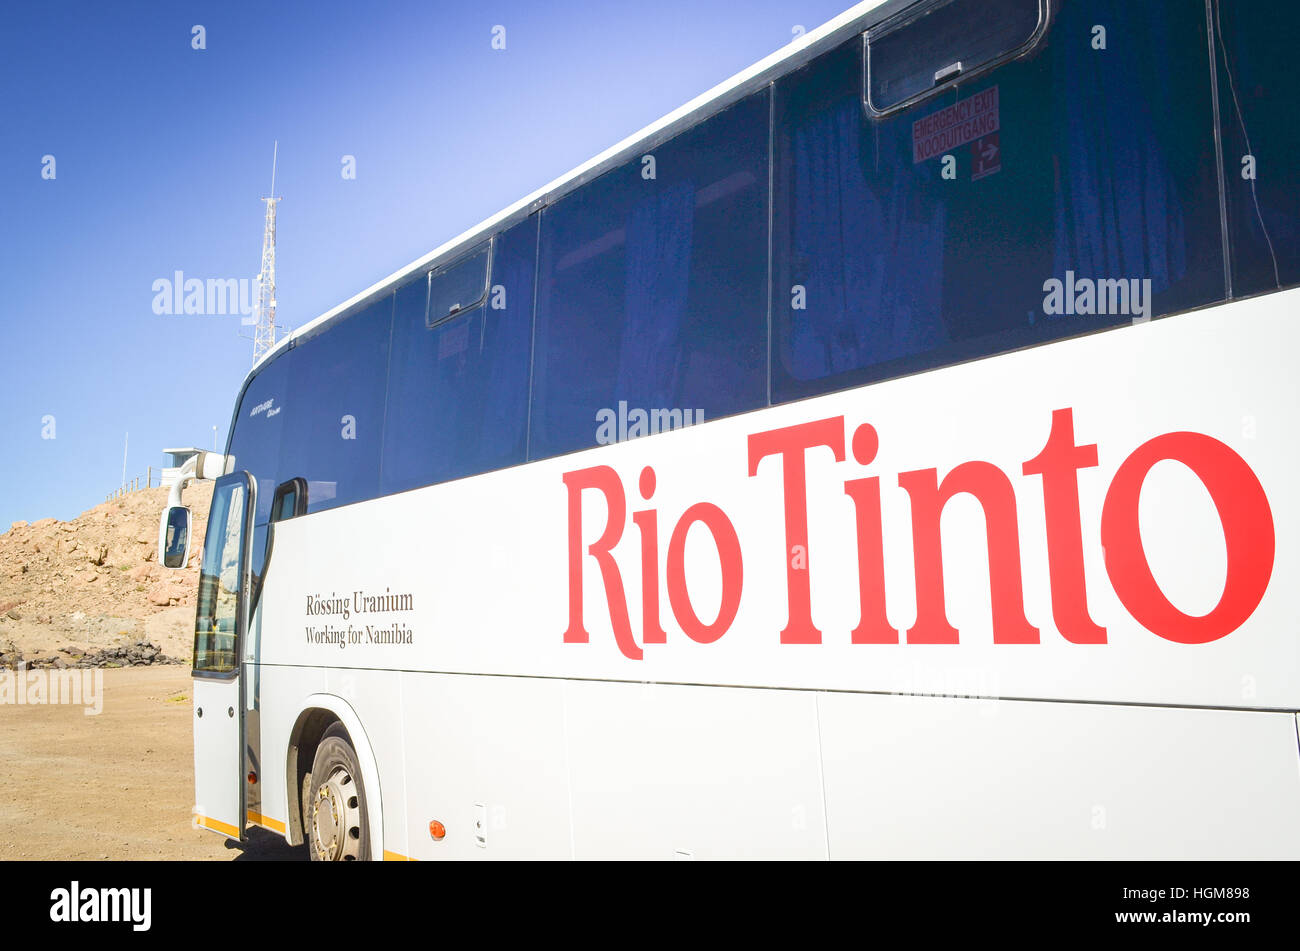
[162,0,1300,859]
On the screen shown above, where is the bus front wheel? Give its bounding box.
[306,724,371,861]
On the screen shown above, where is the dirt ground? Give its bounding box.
[0,665,304,860]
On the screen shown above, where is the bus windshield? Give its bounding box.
[193,477,248,674]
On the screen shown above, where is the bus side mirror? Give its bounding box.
[159,506,192,569]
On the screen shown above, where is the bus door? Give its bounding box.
[192,471,254,840]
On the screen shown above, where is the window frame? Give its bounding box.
[425,239,494,329]
[270,477,309,522]
[192,471,254,679]
[862,0,1050,118]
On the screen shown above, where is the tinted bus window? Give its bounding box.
[382,217,536,493]
[771,0,1225,404]
[866,0,1044,114]
[427,244,490,326]
[278,297,392,512]
[227,354,290,526]
[1213,0,1300,296]
[530,90,770,459]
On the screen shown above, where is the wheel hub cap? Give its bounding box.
[311,765,362,860]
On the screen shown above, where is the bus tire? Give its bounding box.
[306,724,371,861]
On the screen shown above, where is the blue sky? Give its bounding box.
[0,0,853,528]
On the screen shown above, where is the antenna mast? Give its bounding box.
[252,142,281,364]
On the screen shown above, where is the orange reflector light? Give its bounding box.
[429,820,446,841]
[247,771,257,785]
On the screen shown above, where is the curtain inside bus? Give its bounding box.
[616,180,695,412]
[380,219,534,494]
[1050,0,1188,295]
[786,102,948,380]
[771,0,1226,403]
[529,91,769,459]
[1212,0,1300,296]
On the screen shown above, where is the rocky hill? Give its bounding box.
[0,483,214,668]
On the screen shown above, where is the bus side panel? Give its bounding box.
[256,664,327,840]
[259,291,1300,712]
[818,693,1300,858]
[255,663,409,860]
[324,665,410,860]
[563,680,827,859]
[400,672,571,860]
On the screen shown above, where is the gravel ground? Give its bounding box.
[0,665,305,860]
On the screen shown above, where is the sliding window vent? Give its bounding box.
[865,0,1048,116]
[425,241,491,328]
